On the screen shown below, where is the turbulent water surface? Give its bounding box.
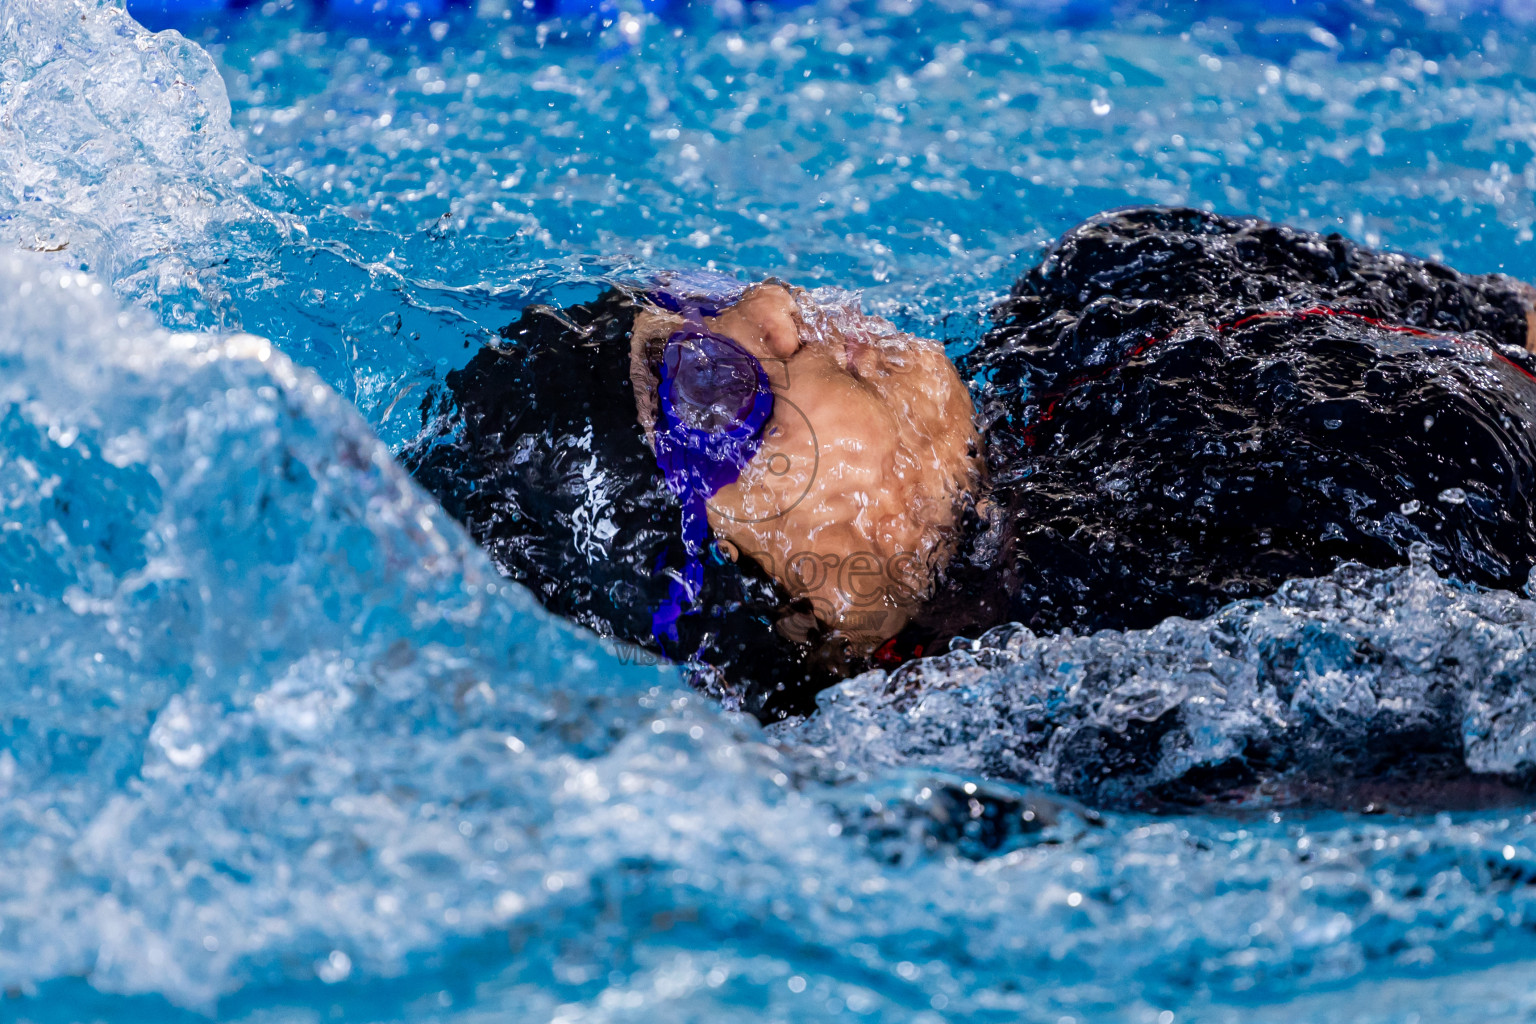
[7,0,1536,1020]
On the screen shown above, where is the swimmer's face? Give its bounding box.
[632,282,981,653]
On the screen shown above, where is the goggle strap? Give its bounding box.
[651,492,708,646]
[645,293,775,653]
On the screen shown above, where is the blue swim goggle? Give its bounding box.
[645,272,776,647]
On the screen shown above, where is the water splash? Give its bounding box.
[776,553,1536,809]
[10,2,1536,1022]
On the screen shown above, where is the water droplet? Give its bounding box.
[1400,500,1420,514]
[493,891,526,918]
[1423,415,1436,431]
[1437,487,1467,505]
[1323,418,1342,430]
[317,950,352,983]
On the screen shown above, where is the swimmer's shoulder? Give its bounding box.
[996,205,1283,350]
[1033,205,1337,293]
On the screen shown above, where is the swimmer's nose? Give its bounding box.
[740,282,803,360]
[759,308,802,360]
[706,283,803,362]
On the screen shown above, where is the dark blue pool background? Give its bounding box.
[122,0,1536,451]
[9,0,1536,1021]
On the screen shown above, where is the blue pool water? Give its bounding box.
[8,0,1536,1020]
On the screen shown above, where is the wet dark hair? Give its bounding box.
[404,289,838,718]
